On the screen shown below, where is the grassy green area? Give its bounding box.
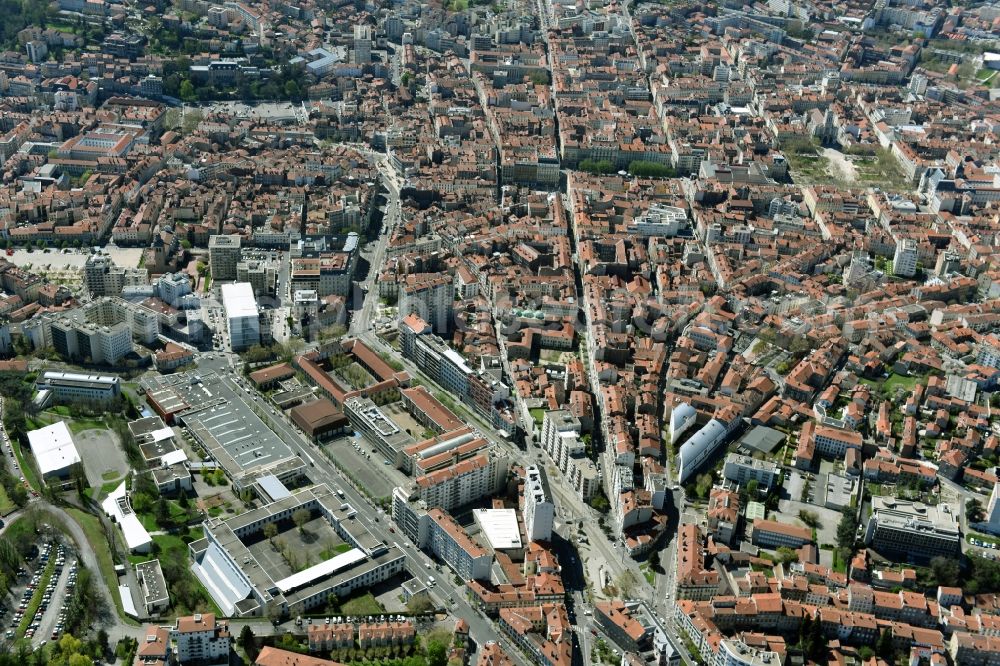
[128,528,202,565]
[320,542,353,559]
[860,372,921,395]
[640,563,655,586]
[969,531,1000,547]
[851,150,909,190]
[787,151,835,185]
[529,408,545,425]
[832,548,847,573]
[340,591,385,616]
[11,439,41,491]
[63,507,137,625]
[66,418,108,434]
[17,551,56,638]
[0,483,14,515]
[50,405,72,417]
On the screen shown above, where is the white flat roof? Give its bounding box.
[27,421,80,475]
[274,548,366,593]
[160,449,189,466]
[150,427,175,442]
[221,282,258,319]
[101,481,153,552]
[473,508,522,550]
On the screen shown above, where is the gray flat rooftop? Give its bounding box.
[135,559,169,606]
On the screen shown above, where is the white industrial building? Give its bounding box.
[677,419,728,484]
[101,480,153,553]
[221,282,260,351]
[26,421,81,479]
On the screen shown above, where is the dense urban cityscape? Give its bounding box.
[0,0,998,665]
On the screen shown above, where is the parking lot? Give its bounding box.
[4,541,78,648]
[75,428,128,489]
[321,436,395,500]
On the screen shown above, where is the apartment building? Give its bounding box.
[722,454,780,491]
[416,452,509,513]
[135,626,171,666]
[524,465,554,543]
[209,235,242,281]
[84,253,149,297]
[426,508,492,581]
[236,257,278,298]
[893,238,919,278]
[399,274,454,336]
[171,613,231,664]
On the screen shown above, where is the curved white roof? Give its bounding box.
[669,403,697,442]
[678,419,727,483]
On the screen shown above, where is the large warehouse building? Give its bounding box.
[27,421,81,479]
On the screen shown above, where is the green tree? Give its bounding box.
[695,473,713,499]
[154,497,172,527]
[426,640,448,666]
[239,625,258,660]
[930,555,960,587]
[264,522,278,543]
[293,508,311,533]
[776,546,798,565]
[968,498,985,523]
[876,628,894,661]
[283,80,300,99]
[179,79,195,102]
[627,160,675,178]
[745,478,759,498]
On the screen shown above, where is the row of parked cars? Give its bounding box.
[47,557,78,642]
[5,542,56,640]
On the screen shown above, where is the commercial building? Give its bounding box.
[135,559,170,616]
[141,372,303,488]
[237,257,278,298]
[474,509,523,551]
[171,614,231,664]
[678,419,730,484]
[36,371,122,403]
[26,421,80,479]
[523,465,554,542]
[84,254,149,297]
[426,508,492,581]
[722,454,779,491]
[625,204,689,237]
[209,235,242,280]
[289,398,350,442]
[353,24,372,65]
[222,282,260,351]
[715,639,783,666]
[864,497,961,563]
[189,484,405,617]
[344,396,414,466]
[749,519,812,549]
